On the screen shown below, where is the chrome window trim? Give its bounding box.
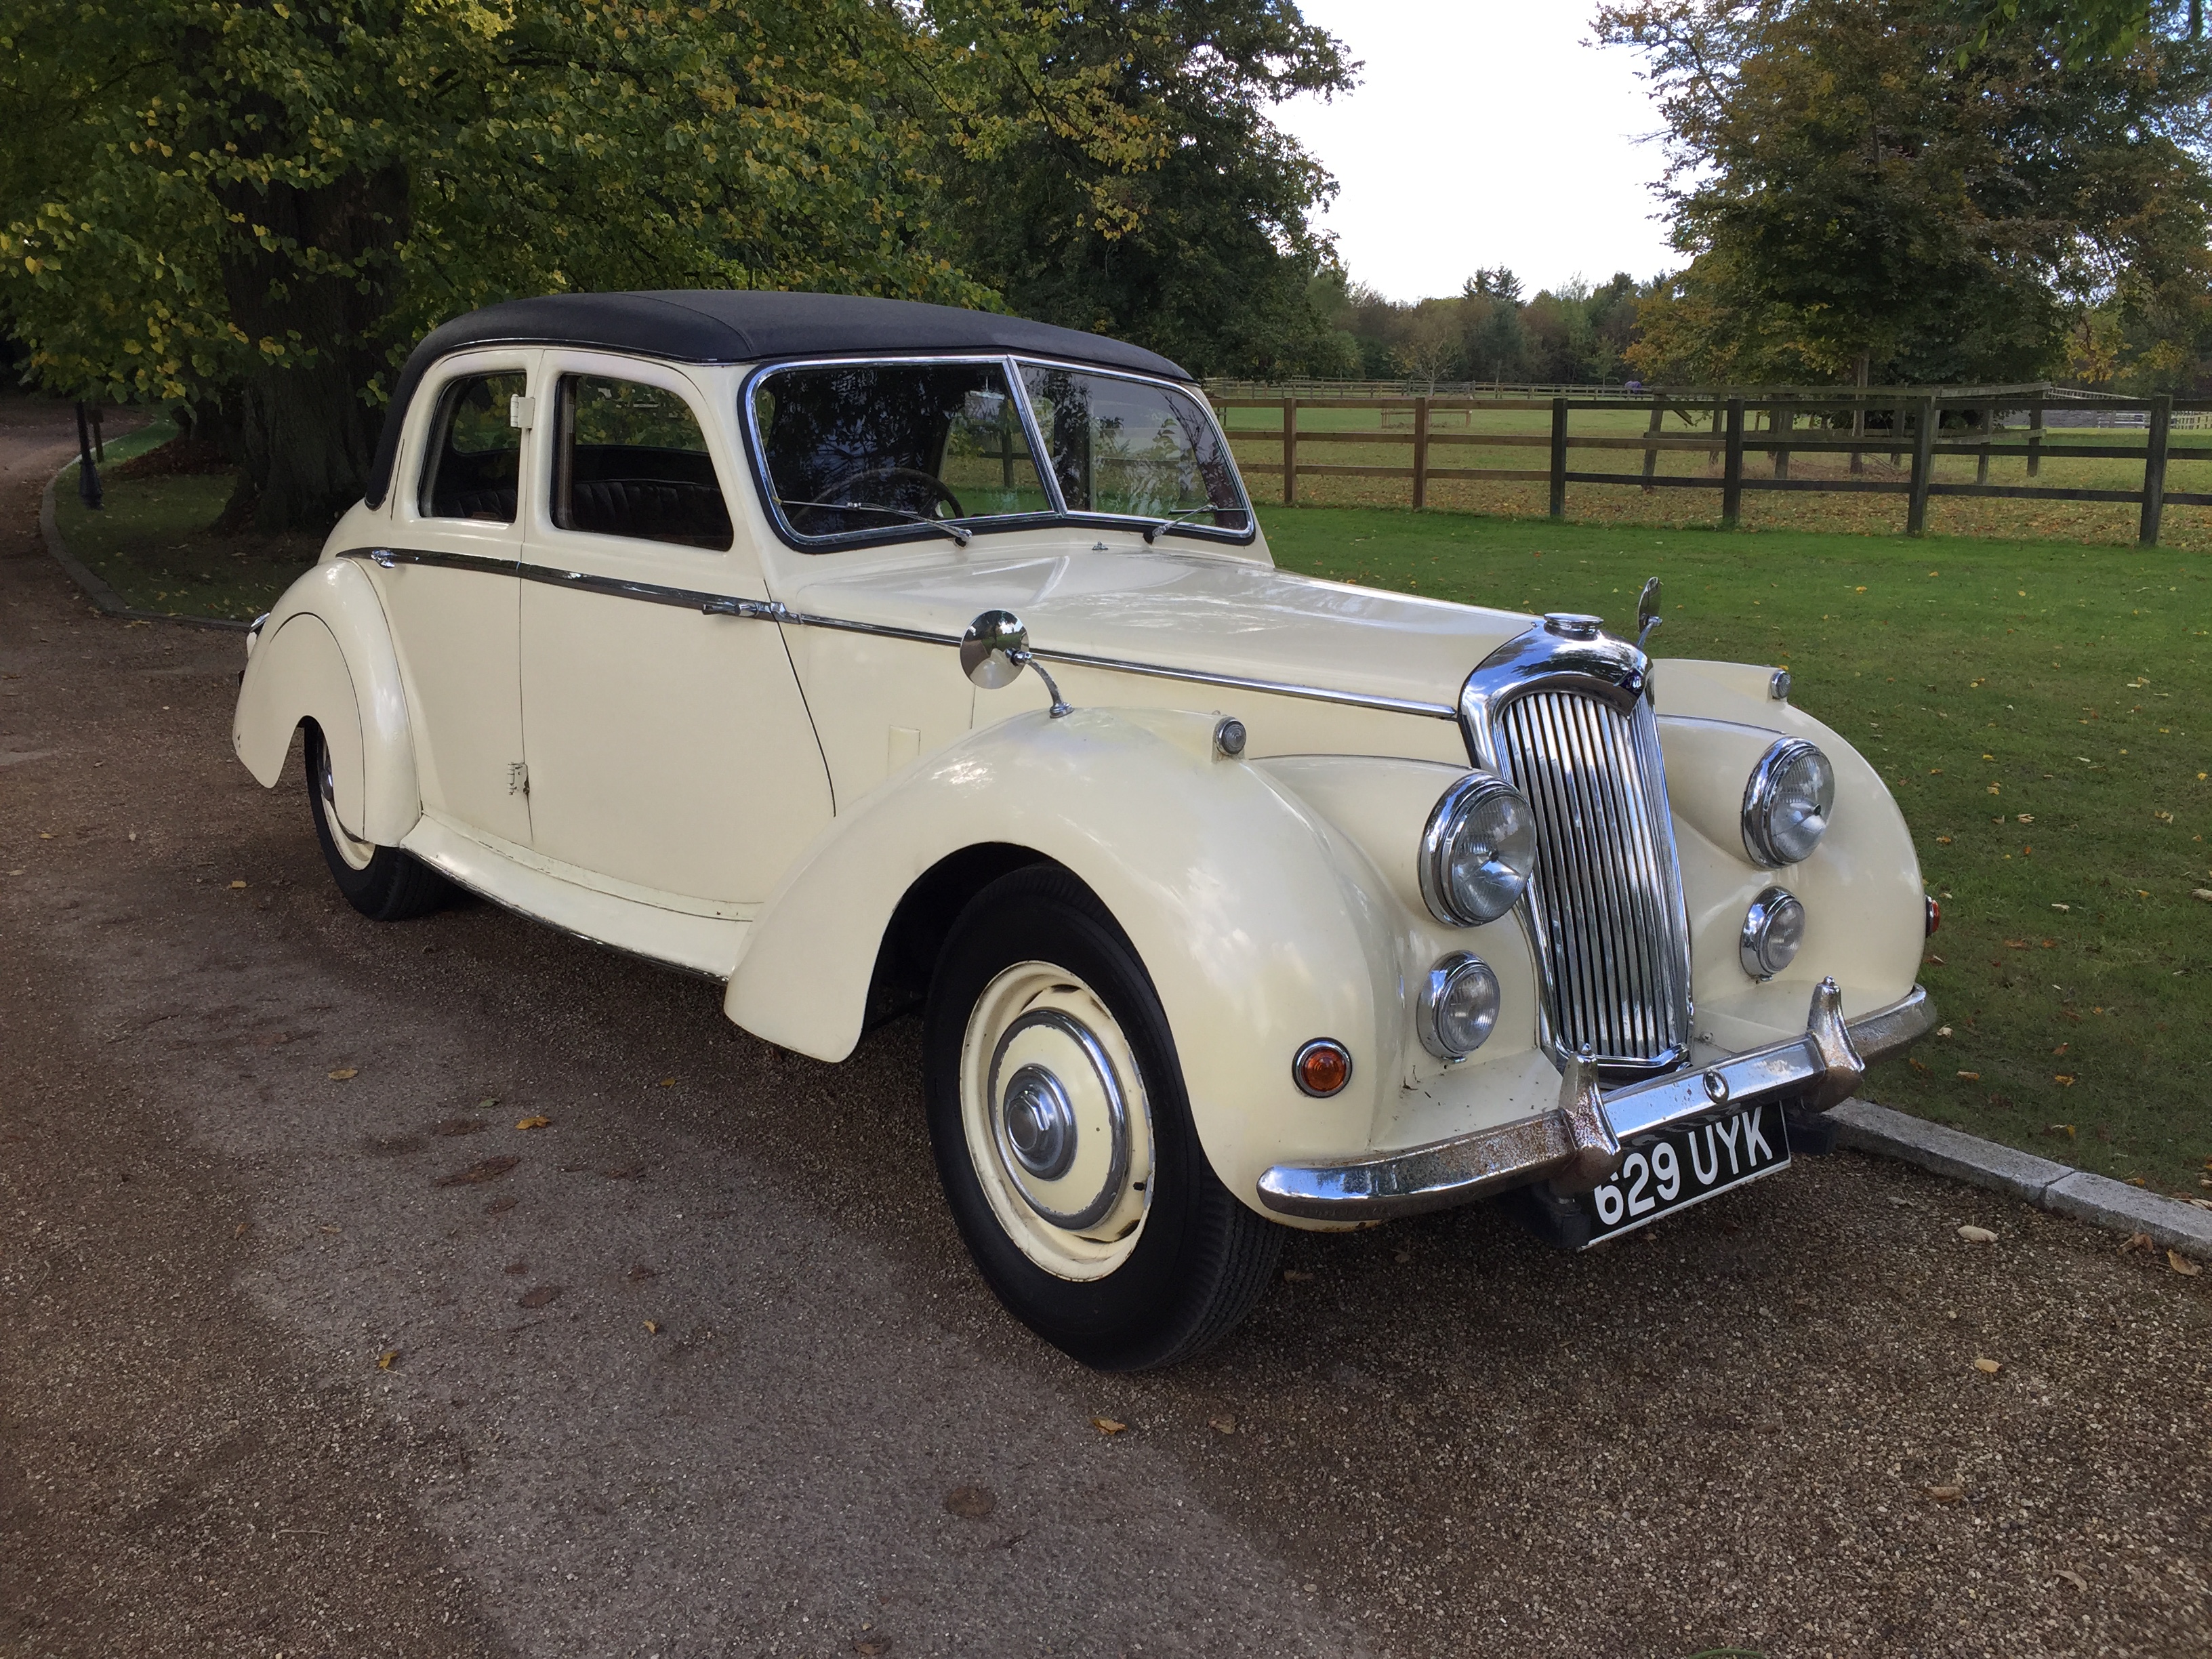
[336,546,1452,716]
[737,352,1256,554]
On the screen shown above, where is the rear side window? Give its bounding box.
[419,372,526,522]
[750,361,1050,543]
[552,375,733,552]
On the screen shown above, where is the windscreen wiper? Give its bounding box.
[778,498,972,547]
[1141,501,1251,544]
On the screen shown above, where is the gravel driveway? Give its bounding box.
[2,401,2206,1659]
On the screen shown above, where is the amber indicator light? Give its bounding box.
[1295,1040,1352,1098]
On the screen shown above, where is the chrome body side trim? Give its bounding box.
[1256,981,1936,1221]
[336,546,1462,719]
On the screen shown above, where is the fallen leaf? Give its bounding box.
[1973,1356,2002,1374]
[318,1223,341,1235]
[628,1265,657,1282]
[1936,835,1953,844]
[327,1067,359,1081]
[1209,1415,1237,1435]
[2005,939,2029,949]
[514,1115,551,1130]
[503,1261,527,1275]
[605,1163,644,1180]
[2194,889,2212,903]
[1957,1225,1999,1244]
[1957,1070,1980,1082]
[1282,1269,1313,1282]
[2047,1124,2076,1139]
[2169,1250,2202,1277]
[434,1155,518,1187]
[2054,1569,2088,1591]
[232,1222,251,1239]
[229,879,247,889]
[943,1484,996,1519]
[483,1195,517,1215]
[517,1284,562,1309]
[1885,1195,1917,1208]
[377,1350,399,1371]
[658,1076,676,1087]
[1925,1484,1965,1503]
[2017,814,2034,824]
[2121,1231,2155,1254]
[643,1319,661,1335]
[856,1642,890,1658]
[1090,1416,1127,1436]
[2051,902,2069,912]
[2054,1074,2075,1086]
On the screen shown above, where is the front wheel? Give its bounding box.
[304,724,451,922]
[924,865,1282,1370]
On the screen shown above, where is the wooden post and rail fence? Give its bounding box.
[1208,389,2205,547]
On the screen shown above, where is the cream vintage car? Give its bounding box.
[232,291,1936,1369]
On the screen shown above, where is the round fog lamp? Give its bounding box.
[1740,886,1806,981]
[1418,954,1501,1059]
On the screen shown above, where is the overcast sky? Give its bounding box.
[1272,2,1679,302]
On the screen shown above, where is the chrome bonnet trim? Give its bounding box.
[336,547,1460,718]
[1256,981,1936,1221]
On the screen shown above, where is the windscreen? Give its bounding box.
[1019,365,1247,533]
[750,361,1050,541]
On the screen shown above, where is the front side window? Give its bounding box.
[751,361,1051,541]
[419,371,526,522]
[552,374,733,552]
[1020,365,1246,534]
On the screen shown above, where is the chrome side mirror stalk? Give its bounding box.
[961,609,1071,718]
[1635,576,1662,649]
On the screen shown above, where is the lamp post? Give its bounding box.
[74,401,103,510]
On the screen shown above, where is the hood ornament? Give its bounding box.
[961,609,1071,719]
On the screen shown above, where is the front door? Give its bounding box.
[373,350,534,848]
[517,354,832,905]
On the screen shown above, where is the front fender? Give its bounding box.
[724,707,1406,1218]
[231,559,419,844]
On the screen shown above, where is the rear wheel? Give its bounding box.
[924,865,1281,1370]
[304,724,451,922]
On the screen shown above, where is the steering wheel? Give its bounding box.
[821,466,966,522]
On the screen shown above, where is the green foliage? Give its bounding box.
[926,0,1357,380]
[1,0,1353,529]
[1597,0,2212,389]
[1317,272,1650,385]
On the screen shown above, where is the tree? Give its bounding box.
[1597,0,2212,388]
[926,0,1357,380]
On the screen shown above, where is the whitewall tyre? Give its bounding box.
[924,865,1282,1370]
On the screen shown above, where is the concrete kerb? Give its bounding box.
[39,459,253,634]
[1828,1096,2212,1259]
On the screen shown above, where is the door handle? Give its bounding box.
[700,597,743,616]
[369,548,396,569]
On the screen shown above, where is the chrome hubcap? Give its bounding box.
[960,962,1153,1281]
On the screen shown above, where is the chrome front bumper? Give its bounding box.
[1256,980,1936,1222]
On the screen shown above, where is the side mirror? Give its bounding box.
[1636,577,1663,649]
[961,609,1071,717]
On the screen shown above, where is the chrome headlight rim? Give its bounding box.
[1419,773,1537,928]
[1417,951,1502,1059]
[1739,885,1805,981]
[1742,737,1835,868]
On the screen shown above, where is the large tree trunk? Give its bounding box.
[214,163,409,535]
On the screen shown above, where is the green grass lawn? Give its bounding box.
[52,422,321,622]
[1262,503,2212,1195]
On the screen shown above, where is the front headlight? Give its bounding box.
[1420,775,1536,926]
[1740,886,1805,979]
[1742,739,1835,867]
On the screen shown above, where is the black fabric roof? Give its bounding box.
[363,290,1191,508]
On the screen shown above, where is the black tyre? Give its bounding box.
[304,724,452,922]
[924,864,1282,1370]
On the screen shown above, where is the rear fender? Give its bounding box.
[231,560,418,844]
[724,707,1406,1213]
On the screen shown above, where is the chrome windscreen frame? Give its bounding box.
[737,352,1258,554]
[1458,619,1696,1080]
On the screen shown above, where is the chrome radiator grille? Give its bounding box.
[1490,689,1692,1070]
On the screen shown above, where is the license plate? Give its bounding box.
[1576,1100,1792,1245]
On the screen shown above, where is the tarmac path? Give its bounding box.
[1,399,2206,1658]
